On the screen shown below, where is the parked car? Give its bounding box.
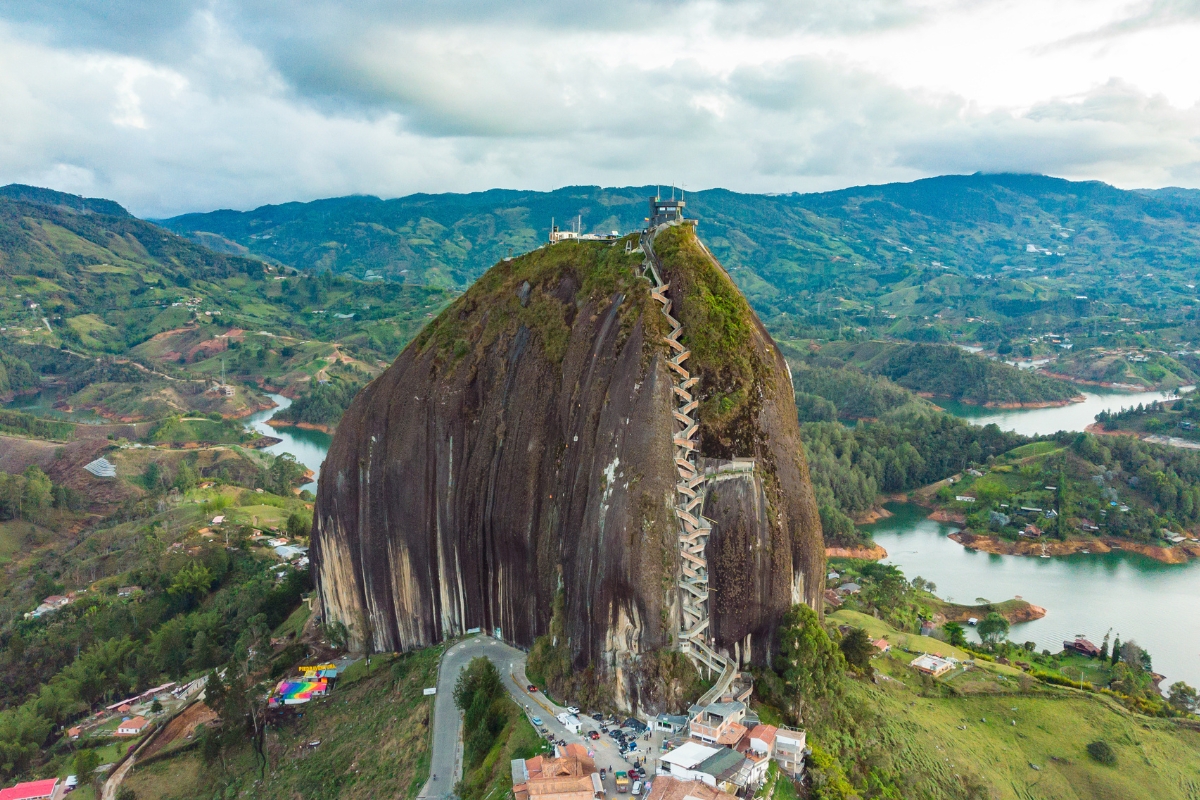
[592,713,604,721]
[567,706,580,714]
[627,742,638,752]
[532,717,542,726]
[632,781,643,796]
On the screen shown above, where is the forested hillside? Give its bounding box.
[160,175,1200,341]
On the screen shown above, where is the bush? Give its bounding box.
[1087,740,1117,766]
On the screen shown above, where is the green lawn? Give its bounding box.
[830,609,1024,676]
[1003,441,1065,460]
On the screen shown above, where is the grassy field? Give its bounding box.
[857,676,1200,799]
[824,610,1200,798]
[122,647,442,800]
[830,609,1023,677]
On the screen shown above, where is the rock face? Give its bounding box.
[313,223,824,701]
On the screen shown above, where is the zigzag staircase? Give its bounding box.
[636,227,736,699]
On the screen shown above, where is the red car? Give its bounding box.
[589,731,601,740]
[527,684,538,692]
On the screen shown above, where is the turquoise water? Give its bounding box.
[938,387,1185,438]
[6,389,106,423]
[246,393,331,494]
[863,502,1200,688]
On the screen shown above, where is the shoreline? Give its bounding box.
[826,544,888,560]
[915,391,1083,409]
[949,529,1200,565]
[266,418,336,435]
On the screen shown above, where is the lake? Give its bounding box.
[865,502,1200,688]
[938,387,1186,438]
[246,393,331,494]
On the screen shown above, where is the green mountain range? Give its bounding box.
[159,174,1200,339]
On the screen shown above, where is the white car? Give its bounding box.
[566,706,580,714]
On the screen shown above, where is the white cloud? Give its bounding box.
[0,0,1197,217]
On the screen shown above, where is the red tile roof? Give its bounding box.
[0,778,58,800]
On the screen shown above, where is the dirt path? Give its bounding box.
[101,755,136,800]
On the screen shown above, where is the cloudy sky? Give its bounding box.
[1,0,1198,217]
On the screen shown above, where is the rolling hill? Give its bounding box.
[159,174,1200,338]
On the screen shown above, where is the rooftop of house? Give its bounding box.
[696,747,746,781]
[716,722,747,747]
[748,724,777,746]
[662,742,720,769]
[645,777,737,800]
[0,779,58,800]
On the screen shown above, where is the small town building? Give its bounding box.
[67,726,82,740]
[660,742,720,783]
[644,777,736,800]
[117,586,142,598]
[0,778,59,800]
[512,747,600,800]
[910,654,955,677]
[116,716,149,736]
[555,713,582,734]
[211,515,225,525]
[835,583,861,596]
[773,728,807,779]
[648,196,686,227]
[746,724,776,756]
[653,713,689,733]
[872,638,891,654]
[1020,524,1042,538]
[688,701,746,744]
[1063,637,1101,658]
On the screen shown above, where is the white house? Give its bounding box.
[773,728,807,779]
[659,742,719,784]
[116,716,149,736]
[555,713,582,734]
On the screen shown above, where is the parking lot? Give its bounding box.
[508,662,671,795]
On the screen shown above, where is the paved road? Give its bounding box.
[418,636,658,800]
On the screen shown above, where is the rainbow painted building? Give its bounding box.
[270,678,328,706]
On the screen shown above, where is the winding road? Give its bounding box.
[418,636,651,800]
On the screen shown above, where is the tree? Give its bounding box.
[1120,639,1151,672]
[150,698,163,714]
[977,612,1009,645]
[286,511,312,540]
[1087,740,1117,766]
[142,462,162,492]
[773,605,844,717]
[116,785,138,800]
[454,657,507,769]
[168,562,215,608]
[321,620,349,650]
[1168,681,1198,714]
[1111,636,1121,666]
[173,462,198,493]
[942,622,967,647]
[73,748,100,778]
[839,627,875,675]
[21,467,52,523]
